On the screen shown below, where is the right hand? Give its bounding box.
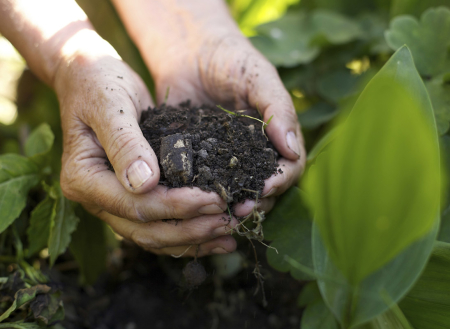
[54,31,238,257]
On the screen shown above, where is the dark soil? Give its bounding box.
[57,241,305,329]
[138,101,279,204]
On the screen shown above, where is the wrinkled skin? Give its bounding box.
[1,0,306,257]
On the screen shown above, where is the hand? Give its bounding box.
[54,30,238,257]
[113,0,307,218]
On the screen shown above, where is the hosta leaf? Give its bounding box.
[27,196,55,256]
[304,46,440,285]
[385,7,450,76]
[0,154,40,233]
[48,182,79,266]
[264,187,313,280]
[399,241,450,328]
[251,10,361,67]
[70,206,107,285]
[312,221,437,327]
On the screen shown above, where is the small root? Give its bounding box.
[171,244,194,258]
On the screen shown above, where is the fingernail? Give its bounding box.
[127,160,152,188]
[286,131,301,159]
[198,204,225,215]
[211,247,228,254]
[262,187,278,198]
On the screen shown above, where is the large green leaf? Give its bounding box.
[304,46,440,285]
[70,206,107,285]
[264,187,313,280]
[251,9,361,67]
[399,241,450,328]
[27,196,54,256]
[385,7,450,77]
[312,221,438,327]
[0,154,40,233]
[48,182,79,266]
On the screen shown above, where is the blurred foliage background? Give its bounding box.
[2,0,450,327]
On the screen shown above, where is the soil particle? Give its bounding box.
[182,261,207,288]
[139,101,279,204]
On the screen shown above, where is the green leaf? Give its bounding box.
[24,123,54,158]
[425,74,450,135]
[0,154,40,233]
[298,281,321,308]
[312,220,438,327]
[48,182,79,266]
[264,187,314,280]
[230,0,300,36]
[0,321,44,329]
[356,305,412,329]
[70,206,107,285]
[0,285,51,322]
[251,10,361,67]
[301,297,339,329]
[304,46,440,285]
[399,241,450,328]
[385,7,450,76]
[317,69,361,104]
[27,196,54,256]
[298,102,338,130]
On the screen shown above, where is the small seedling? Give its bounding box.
[216,105,273,140]
[163,86,170,104]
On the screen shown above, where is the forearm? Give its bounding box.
[111,0,242,75]
[0,0,116,87]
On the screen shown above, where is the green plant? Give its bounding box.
[259,3,450,328]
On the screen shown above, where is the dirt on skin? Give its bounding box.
[138,101,280,205]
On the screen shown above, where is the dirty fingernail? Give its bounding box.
[211,247,228,254]
[262,187,278,198]
[286,131,301,159]
[127,160,152,188]
[198,204,224,215]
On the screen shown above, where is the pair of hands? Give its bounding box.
[52,2,306,257]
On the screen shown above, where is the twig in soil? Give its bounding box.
[171,244,193,258]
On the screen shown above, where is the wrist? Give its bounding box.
[112,0,242,75]
[53,29,121,97]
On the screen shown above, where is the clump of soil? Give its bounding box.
[182,260,207,288]
[139,101,279,204]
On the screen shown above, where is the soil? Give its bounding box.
[138,101,279,205]
[57,241,306,329]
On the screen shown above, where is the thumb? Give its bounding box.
[89,82,160,194]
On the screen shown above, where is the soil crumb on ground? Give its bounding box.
[138,101,279,204]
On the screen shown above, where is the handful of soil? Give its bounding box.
[139,101,279,205]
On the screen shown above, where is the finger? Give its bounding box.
[98,211,239,250]
[81,60,160,194]
[260,158,303,198]
[60,132,227,221]
[233,197,276,217]
[242,54,306,162]
[147,236,238,257]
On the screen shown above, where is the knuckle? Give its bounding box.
[107,130,143,165]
